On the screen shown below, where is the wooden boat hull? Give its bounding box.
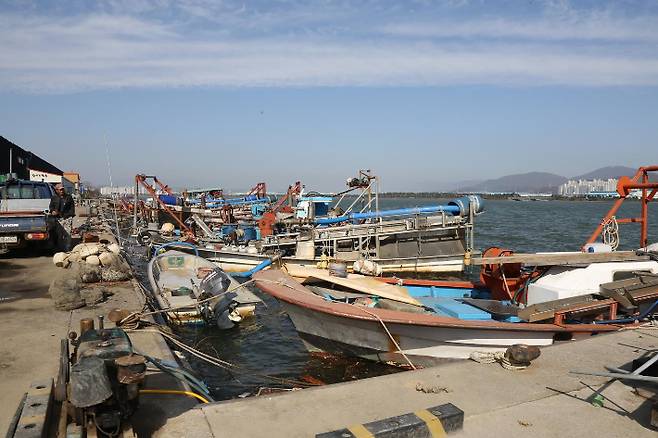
[253,270,617,365]
[279,301,555,366]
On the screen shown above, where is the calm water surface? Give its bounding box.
[159,199,658,400]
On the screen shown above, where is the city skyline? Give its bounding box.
[558,178,618,196]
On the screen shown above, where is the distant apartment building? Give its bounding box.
[558,178,618,196]
[100,186,134,196]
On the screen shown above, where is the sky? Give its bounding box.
[1,0,657,192]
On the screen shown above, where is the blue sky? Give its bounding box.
[1,0,657,191]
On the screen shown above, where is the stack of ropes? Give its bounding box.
[469,351,531,371]
[602,216,620,250]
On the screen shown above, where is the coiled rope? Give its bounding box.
[469,351,530,370]
[602,216,620,250]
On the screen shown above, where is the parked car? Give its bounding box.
[0,179,57,254]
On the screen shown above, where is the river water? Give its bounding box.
[164,199,658,400]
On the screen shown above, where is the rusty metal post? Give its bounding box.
[586,166,658,249]
[585,197,626,246]
[133,175,139,232]
[641,170,649,248]
[585,169,641,246]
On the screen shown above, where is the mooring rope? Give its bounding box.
[469,351,530,371]
[255,278,419,370]
[344,304,418,370]
[121,278,259,322]
[602,216,620,250]
[132,327,318,388]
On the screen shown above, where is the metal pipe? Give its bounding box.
[641,171,649,248]
[570,370,658,383]
[630,350,658,376]
[232,254,282,278]
[133,175,139,232]
[315,205,460,225]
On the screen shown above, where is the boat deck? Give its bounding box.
[158,269,201,308]
[154,259,263,309]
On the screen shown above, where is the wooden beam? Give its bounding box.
[470,251,649,267]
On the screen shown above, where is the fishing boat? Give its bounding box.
[252,269,603,366]
[253,257,658,366]
[136,171,483,275]
[167,171,484,276]
[148,249,261,328]
[253,167,658,365]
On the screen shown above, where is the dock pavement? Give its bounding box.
[2,209,657,437]
[156,328,658,437]
[1,246,197,436]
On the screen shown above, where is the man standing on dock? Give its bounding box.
[49,183,75,251]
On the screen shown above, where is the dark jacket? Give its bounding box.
[49,194,75,218]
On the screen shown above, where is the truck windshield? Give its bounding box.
[0,182,51,199]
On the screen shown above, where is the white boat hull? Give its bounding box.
[280,301,554,366]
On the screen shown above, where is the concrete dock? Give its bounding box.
[1,250,197,437]
[156,329,658,437]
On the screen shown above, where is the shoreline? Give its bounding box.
[378,192,637,201]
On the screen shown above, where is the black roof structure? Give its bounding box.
[1,135,63,180]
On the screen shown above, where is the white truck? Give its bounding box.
[0,179,57,254]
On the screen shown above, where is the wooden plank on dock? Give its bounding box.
[12,379,53,438]
[470,251,648,266]
[518,295,598,322]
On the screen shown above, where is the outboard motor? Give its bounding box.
[198,268,240,329]
[213,292,239,329]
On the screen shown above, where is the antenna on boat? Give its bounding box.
[104,135,122,246]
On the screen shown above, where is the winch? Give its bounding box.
[57,316,146,437]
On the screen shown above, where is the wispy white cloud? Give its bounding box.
[1,1,658,93]
[381,15,658,42]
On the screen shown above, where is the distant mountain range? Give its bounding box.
[572,166,637,180]
[458,166,637,193]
